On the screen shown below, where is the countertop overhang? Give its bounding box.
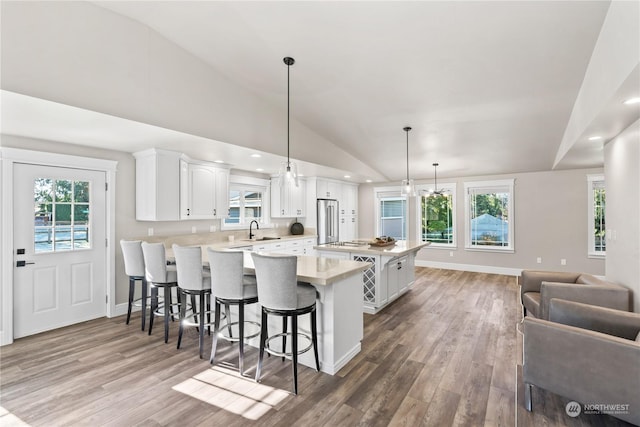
[314,240,430,257]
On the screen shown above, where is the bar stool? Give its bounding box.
[251,253,320,395]
[141,242,179,344]
[120,240,148,331]
[207,249,260,376]
[172,244,213,359]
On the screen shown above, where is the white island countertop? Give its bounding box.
[315,240,430,257]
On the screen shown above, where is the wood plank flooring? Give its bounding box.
[0,268,633,426]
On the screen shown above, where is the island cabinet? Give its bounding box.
[270,177,306,218]
[180,159,229,220]
[314,241,426,314]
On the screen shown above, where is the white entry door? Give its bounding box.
[13,163,107,338]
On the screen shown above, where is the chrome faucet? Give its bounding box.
[249,220,259,240]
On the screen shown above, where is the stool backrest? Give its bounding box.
[120,240,145,277]
[173,244,207,291]
[251,253,297,310]
[207,249,244,299]
[141,242,170,283]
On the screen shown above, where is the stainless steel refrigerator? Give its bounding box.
[317,199,339,244]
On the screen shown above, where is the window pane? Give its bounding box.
[470,192,509,247]
[35,227,53,253]
[421,194,453,244]
[379,198,406,240]
[74,204,90,225]
[73,226,90,249]
[594,187,605,252]
[54,226,73,250]
[74,181,90,203]
[244,191,262,220]
[55,203,72,225]
[55,180,73,202]
[35,178,53,204]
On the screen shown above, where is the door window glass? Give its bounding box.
[34,179,91,253]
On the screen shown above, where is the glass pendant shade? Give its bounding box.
[278,161,299,187]
[401,178,416,196]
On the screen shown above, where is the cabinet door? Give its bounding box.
[181,161,216,219]
[214,168,229,219]
[271,179,306,217]
[289,181,306,217]
[317,179,341,200]
[352,255,381,306]
[342,184,358,216]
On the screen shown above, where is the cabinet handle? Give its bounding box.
[214,209,217,216]
[282,209,285,215]
[187,208,190,216]
[397,262,402,270]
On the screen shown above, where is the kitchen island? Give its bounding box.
[315,240,429,314]
[167,245,371,375]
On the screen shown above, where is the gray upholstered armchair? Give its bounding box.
[523,299,640,426]
[519,270,631,319]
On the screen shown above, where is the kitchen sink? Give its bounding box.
[241,236,281,242]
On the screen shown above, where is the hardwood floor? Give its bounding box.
[0,268,633,426]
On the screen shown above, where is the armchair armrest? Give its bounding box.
[549,299,640,340]
[519,270,580,301]
[539,281,630,320]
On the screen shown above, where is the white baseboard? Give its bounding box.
[328,343,362,375]
[415,260,522,277]
[112,302,135,318]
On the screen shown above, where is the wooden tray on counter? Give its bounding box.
[368,241,396,247]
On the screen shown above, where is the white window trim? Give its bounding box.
[415,182,457,248]
[221,175,273,230]
[373,186,408,240]
[464,179,515,253]
[587,174,605,259]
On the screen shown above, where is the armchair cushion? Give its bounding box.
[519,270,631,319]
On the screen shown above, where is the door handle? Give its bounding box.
[16,260,35,267]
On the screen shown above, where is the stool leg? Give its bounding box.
[177,289,185,349]
[311,306,320,372]
[225,304,233,338]
[126,277,134,325]
[282,316,288,362]
[292,314,298,395]
[255,310,268,382]
[198,292,205,359]
[148,286,158,336]
[239,301,245,375]
[210,299,221,364]
[164,286,171,343]
[141,279,148,331]
[191,295,198,328]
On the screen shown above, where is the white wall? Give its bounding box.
[359,168,606,275]
[604,119,640,312]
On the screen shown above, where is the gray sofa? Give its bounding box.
[523,299,640,425]
[519,270,631,319]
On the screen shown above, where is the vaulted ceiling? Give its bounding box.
[2,1,638,182]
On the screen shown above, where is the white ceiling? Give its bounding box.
[2,1,638,182]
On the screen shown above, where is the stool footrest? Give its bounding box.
[265,332,313,358]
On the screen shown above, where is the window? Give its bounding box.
[34,178,91,253]
[417,183,456,247]
[375,187,407,240]
[222,175,269,229]
[464,179,514,251]
[588,175,605,257]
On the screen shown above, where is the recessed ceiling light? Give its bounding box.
[588,136,603,141]
[344,175,351,179]
[256,168,264,172]
[251,154,262,158]
[214,160,225,164]
[623,97,640,105]
[365,179,373,183]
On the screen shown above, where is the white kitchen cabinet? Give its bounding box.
[271,178,306,218]
[339,215,358,242]
[180,159,229,220]
[133,149,182,221]
[316,178,342,200]
[341,183,358,216]
[252,236,317,255]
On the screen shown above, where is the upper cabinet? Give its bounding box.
[180,160,229,220]
[316,179,342,199]
[341,183,358,216]
[271,178,306,218]
[133,149,229,221]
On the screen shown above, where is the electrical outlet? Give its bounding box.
[561,259,567,266]
[449,251,454,257]
[191,226,197,234]
[148,228,154,236]
[536,257,542,264]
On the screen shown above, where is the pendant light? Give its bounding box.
[278,56,299,187]
[428,162,445,196]
[400,126,416,196]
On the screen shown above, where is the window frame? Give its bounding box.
[374,186,408,241]
[464,179,515,253]
[415,182,457,248]
[221,175,271,230]
[587,174,606,259]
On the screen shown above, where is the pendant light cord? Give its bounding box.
[403,126,412,182]
[287,61,290,167]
